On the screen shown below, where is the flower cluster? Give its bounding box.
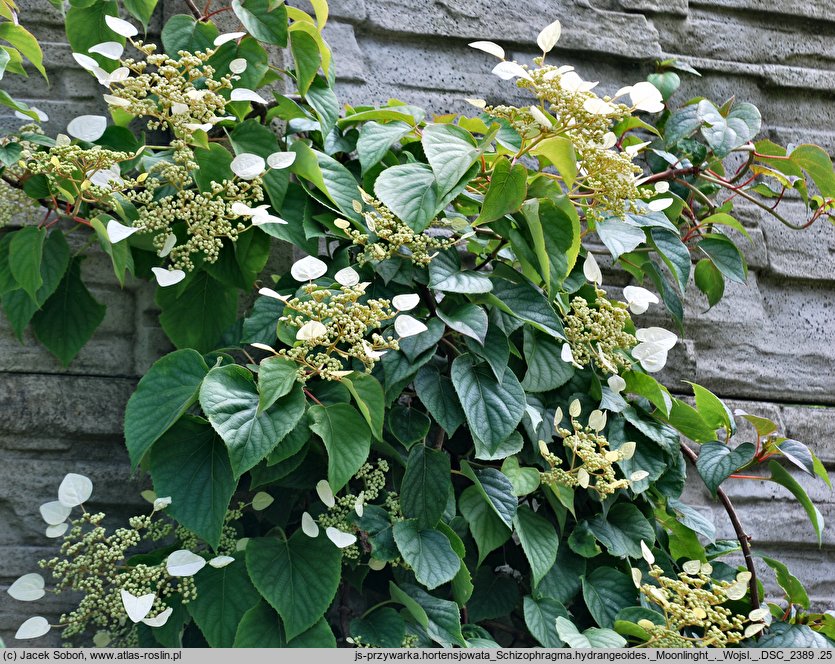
[563,286,636,373]
[539,402,639,498]
[636,561,769,647]
[275,281,399,381]
[303,460,403,564]
[349,193,455,266]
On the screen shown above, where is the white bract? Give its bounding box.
[214,32,245,46]
[368,558,386,571]
[58,473,93,507]
[93,632,111,647]
[394,314,427,338]
[648,197,673,212]
[559,71,597,93]
[631,567,642,588]
[252,492,274,511]
[622,285,659,315]
[8,573,45,601]
[152,267,186,287]
[392,293,420,311]
[89,166,124,189]
[334,218,351,230]
[632,327,677,373]
[250,342,275,353]
[166,550,206,577]
[492,61,533,82]
[569,399,582,418]
[468,40,505,59]
[153,496,172,512]
[529,105,552,129]
[607,374,626,393]
[106,220,139,244]
[46,523,68,538]
[267,151,296,169]
[104,15,138,38]
[208,556,234,569]
[315,479,335,507]
[465,98,487,109]
[141,607,173,628]
[231,202,286,226]
[39,501,71,526]
[577,468,590,489]
[291,255,328,281]
[296,320,327,341]
[73,53,99,71]
[619,441,636,460]
[301,511,319,537]
[636,327,677,349]
[326,526,357,548]
[258,287,288,302]
[583,97,614,115]
[537,19,562,53]
[158,233,177,258]
[682,560,701,575]
[15,616,50,640]
[120,590,155,623]
[89,41,124,59]
[230,153,265,180]
[654,181,670,193]
[630,81,664,113]
[354,493,365,517]
[230,88,267,104]
[588,409,607,432]
[561,343,582,369]
[335,266,360,287]
[583,252,602,285]
[229,58,248,74]
[67,115,107,142]
[640,540,655,565]
[630,470,649,482]
[624,140,651,158]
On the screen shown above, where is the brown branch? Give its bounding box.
[182,0,203,19]
[641,165,701,185]
[680,442,760,609]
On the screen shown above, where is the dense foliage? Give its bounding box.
[2,0,835,649]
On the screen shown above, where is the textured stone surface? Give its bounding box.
[3,0,835,645]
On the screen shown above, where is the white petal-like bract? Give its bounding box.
[630,81,664,113]
[58,473,93,507]
[158,233,177,258]
[166,550,206,577]
[392,293,420,311]
[15,616,50,640]
[640,540,655,565]
[258,287,288,302]
[230,88,268,104]
[529,105,552,129]
[208,556,235,569]
[316,479,335,507]
[252,492,274,511]
[214,32,246,46]
[230,153,265,180]
[291,255,328,281]
[296,320,328,341]
[607,374,626,393]
[88,41,124,59]
[106,220,138,244]
[583,252,602,285]
[45,523,68,538]
[73,53,99,71]
[468,40,505,59]
[152,267,186,287]
[141,607,173,628]
[588,409,607,432]
[120,590,155,623]
[301,512,319,537]
[334,266,360,287]
[267,151,296,169]
[39,501,71,526]
[326,526,357,548]
[537,19,562,53]
[632,342,669,373]
[153,496,172,511]
[104,15,139,38]
[8,574,45,602]
[622,285,659,315]
[67,115,107,142]
[648,197,673,212]
[229,58,248,74]
[492,61,533,81]
[635,327,677,350]
[394,314,428,338]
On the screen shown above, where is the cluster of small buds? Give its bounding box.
[348,632,419,648]
[348,193,455,266]
[278,283,399,381]
[636,561,769,647]
[539,401,638,498]
[22,142,138,207]
[483,62,646,219]
[38,511,194,645]
[315,460,403,563]
[104,41,234,144]
[127,176,265,270]
[564,287,636,372]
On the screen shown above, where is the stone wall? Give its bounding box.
[1,0,834,644]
